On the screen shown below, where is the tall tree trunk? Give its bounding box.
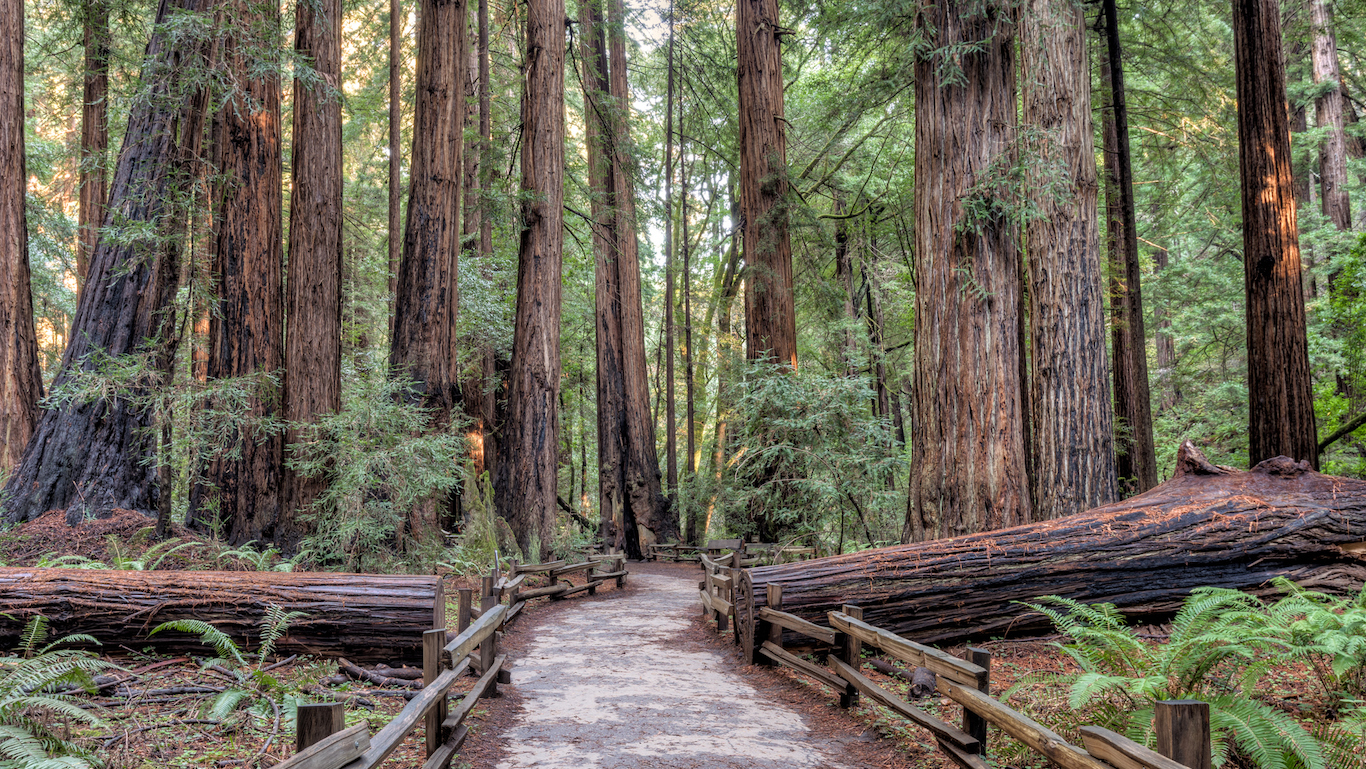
[279,0,343,550]
[1232,0,1318,468]
[195,1,285,544]
[0,0,42,474]
[664,1,678,503]
[387,0,402,334]
[907,0,1030,542]
[833,193,858,377]
[3,0,208,523]
[1101,0,1157,494]
[737,0,795,369]
[1312,0,1351,232]
[1021,0,1117,518]
[77,0,109,296]
[498,0,564,560]
[682,123,696,541]
[1152,241,1179,410]
[390,0,468,539]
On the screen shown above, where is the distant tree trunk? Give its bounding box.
[737,0,795,369]
[663,2,678,504]
[833,194,858,377]
[2,0,209,523]
[1101,0,1158,494]
[498,0,564,560]
[390,0,467,539]
[77,0,109,296]
[194,1,285,544]
[1232,0,1318,469]
[1021,0,1117,519]
[387,0,402,333]
[279,0,343,550]
[1152,241,1180,411]
[0,0,42,474]
[907,0,1030,542]
[1312,0,1351,231]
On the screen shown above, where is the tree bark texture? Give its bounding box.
[1101,0,1158,495]
[908,0,1030,542]
[78,0,110,295]
[1232,0,1318,469]
[2,0,209,524]
[737,0,796,369]
[1311,0,1351,231]
[738,442,1366,648]
[280,0,343,549]
[1021,0,1117,518]
[498,0,564,561]
[195,4,285,544]
[0,0,42,475]
[0,569,443,663]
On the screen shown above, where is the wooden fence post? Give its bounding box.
[423,628,448,756]
[964,646,991,757]
[839,604,863,708]
[480,586,498,696]
[296,702,344,752]
[457,588,472,634]
[1156,700,1212,769]
[432,577,446,631]
[588,561,598,595]
[755,583,782,665]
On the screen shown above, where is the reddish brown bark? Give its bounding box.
[1232,0,1318,468]
[279,0,343,549]
[1312,0,1351,231]
[497,0,564,560]
[1022,0,1117,518]
[77,0,109,296]
[193,0,286,544]
[2,0,210,523]
[0,0,42,474]
[737,0,796,369]
[908,0,1030,541]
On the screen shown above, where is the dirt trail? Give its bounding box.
[491,566,881,769]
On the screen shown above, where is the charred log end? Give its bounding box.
[1172,441,1233,478]
[1250,455,1313,478]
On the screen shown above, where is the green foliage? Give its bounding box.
[287,361,467,572]
[0,616,114,768]
[1016,591,1340,769]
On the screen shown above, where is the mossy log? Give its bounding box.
[736,442,1366,651]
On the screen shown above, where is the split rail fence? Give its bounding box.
[271,555,629,769]
[698,552,1211,769]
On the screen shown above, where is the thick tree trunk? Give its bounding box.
[0,0,42,475]
[389,0,468,538]
[1232,0,1318,469]
[907,0,1030,542]
[738,443,1366,648]
[77,0,109,296]
[0,570,444,663]
[497,0,564,561]
[1100,0,1157,495]
[279,0,343,550]
[2,0,209,524]
[194,4,285,544]
[1311,0,1351,232]
[1021,0,1117,519]
[737,0,796,369]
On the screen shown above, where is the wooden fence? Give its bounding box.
[272,556,630,769]
[654,539,816,566]
[701,575,1212,769]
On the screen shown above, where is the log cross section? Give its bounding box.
[828,611,986,687]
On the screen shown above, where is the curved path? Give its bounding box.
[491,566,881,769]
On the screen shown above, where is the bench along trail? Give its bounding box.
[491,565,881,769]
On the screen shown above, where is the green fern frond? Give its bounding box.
[206,688,250,720]
[150,620,245,667]
[257,605,307,661]
[18,617,49,659]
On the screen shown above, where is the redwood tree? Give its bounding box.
[498,0,564,560]
[1312,0,1351,231]
[193,0,286,543]
[279,0,343,548]
[2,0,210,523]
[389,0,467,536]
[1021,0,1117,517]
[1232,0,1318,468]
[77,0,109,296]
[907,0,1031,541]
[0,0,42,474]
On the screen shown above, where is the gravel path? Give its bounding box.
[493,569,864,769]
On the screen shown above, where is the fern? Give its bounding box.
[257,605,306,662]
[149,620,245,667]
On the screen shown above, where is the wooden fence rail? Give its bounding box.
[703,581,1209,769]
[275,556,630,769]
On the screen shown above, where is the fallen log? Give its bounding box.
[0,569,444,663]
[737,443,1366,650]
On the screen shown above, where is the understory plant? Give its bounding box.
[1016,590,1335,769]
[0,616,114,768]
